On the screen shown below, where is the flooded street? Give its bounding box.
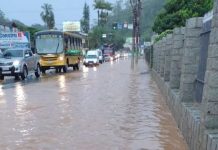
[0,58,188,150]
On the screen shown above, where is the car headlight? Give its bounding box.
[59,56,64,61]
[13,60,20,66]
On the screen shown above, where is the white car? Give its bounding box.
[83,50,99,66]
[0,48,41,80]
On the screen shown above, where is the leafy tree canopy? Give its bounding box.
[153,0,214,34]
[81,3,90,33]
[40,3,55,29]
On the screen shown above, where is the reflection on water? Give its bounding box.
[93,66,97,72]
[110,60,114,65]
[0,85,4,96]
[58,75,66,91]
[15,83,27,114]
[0,85,5,105]
[58,75,67,102]
[82,65,89,73]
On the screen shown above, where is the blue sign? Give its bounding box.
[117,23,123,30]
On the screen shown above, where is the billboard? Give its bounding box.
[63,21,81,32]
[0,32,30,49]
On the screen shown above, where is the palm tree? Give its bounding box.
[40,3,55,29]
[94,0,112,26]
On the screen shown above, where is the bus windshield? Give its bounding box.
[36,37,63,54]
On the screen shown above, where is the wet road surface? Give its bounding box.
[0,58,188,150]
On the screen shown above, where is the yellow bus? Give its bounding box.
[35,30,84,73]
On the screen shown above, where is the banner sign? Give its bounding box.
[0,32,30,49]
[63,21,81,32]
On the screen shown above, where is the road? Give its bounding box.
[0,58,188,150]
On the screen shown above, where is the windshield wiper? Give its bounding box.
[55,42,60,54]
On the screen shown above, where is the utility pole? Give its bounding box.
[130,0,141,65]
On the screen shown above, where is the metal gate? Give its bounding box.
[195,14,212,103]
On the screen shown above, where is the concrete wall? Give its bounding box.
[179,17,203,102]
[151,1,218,149]
[164,34,173,81]
[170,27,185,89]
[160,38,166,77]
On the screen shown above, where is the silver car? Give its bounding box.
[0,48,41,80]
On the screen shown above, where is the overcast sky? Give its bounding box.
[0,0,117,29]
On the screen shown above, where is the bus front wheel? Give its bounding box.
[41,68,46,74]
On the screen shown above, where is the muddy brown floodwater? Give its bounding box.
[0,58,188,150]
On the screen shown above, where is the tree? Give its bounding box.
[0,9,5,20]
[88,26,105,48]
[81,3,90,33]
[0,9,10,25]
[31,24,47,30]
[94,0,113,26]
[153,0,214,34]
[106,0,165,40]
[40,3,55,29]
[11,20,28,31]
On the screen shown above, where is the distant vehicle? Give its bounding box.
[83,50,99,66]
[35,30,85,73]
[97,49,103,64]
[102,44,115,61]
[0,48,41,80]
[115,52,121,59]
[103,54,112,62]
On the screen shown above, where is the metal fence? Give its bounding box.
[195,18,212,103]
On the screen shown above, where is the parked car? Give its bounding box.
[0,48,41,80]
[83,50,99,66]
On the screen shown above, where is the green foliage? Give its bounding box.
[94,0,112,11]
[88,25,125,49]
[31,24,47,30]
[154,29,173,42]
[10,20,40,46]
[88,26,105,48]
[106,0,165,41]
[0,9,10,25]
[81,3,90,33]
[153,0,214,34]
[140,0,166,41]
[40,3,55,29]
[94,0,113,26]
[111,31,125,50]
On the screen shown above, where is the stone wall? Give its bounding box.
[151,0,218,149]
[164,34,173,81]
[180,17,203,102]
[170,27,184,89]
